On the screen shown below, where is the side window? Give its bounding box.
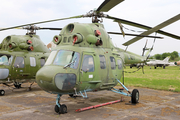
[14,57,24,68]
[40,58,46,67]
[117,59,123,69]
[99,55,106,69]
[30,57,36,67]
[82,55,94,72]
[110,56,116,69]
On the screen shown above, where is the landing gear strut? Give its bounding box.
[54,94,67,114]
[28,82,35,91]
[111,79,139,104]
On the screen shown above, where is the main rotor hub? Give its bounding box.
[23,25,40,35]
[83,10,108,23]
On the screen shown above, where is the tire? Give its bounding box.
[0,90,5,96]
[131,89,139,104]
[60,104,67,114]
[54,105,60,113]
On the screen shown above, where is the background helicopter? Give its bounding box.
[1,0,180,114]
[0,25,59,96]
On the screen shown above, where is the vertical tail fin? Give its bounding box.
[163,56,171,62]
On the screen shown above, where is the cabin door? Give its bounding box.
[115,57,123,80]
[79,52,99,83]
[12,56,30,80]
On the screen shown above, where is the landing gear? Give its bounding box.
[131,89,139,104]
[54,94,67,114]
[112,79,139,105]
[28,82,34,91]
[0,90,5,96]
[14,82,21,89]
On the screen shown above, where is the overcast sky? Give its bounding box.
[0,0,179,55]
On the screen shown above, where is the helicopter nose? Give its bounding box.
[36,66,77,93]
[36,66,57,91]
[0,69,9,79]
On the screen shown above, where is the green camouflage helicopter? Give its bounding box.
[0,25,54,95]
[1,0,180,114]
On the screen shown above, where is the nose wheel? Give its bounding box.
[55,94,67,114]
[54,104,67,114]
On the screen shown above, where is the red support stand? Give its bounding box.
[75,97,124,112]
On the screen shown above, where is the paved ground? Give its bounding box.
[0,83,180,120]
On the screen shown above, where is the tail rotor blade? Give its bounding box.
[142,39,148,56]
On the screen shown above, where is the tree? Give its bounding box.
[162,52,171,60]
[171,51,179,60]
[152,51,179,61]
[154,54,162,60]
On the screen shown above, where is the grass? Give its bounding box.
[122,66,180,92]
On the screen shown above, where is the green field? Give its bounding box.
[122,66,180,92]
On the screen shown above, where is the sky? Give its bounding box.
[0,0,179,55]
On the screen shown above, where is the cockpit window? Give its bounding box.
[0,54,13,66]
[53,50,80,69]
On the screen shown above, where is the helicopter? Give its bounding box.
[0,25,54,96]
[1,0,180,114]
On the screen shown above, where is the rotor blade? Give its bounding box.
[106,14,180,40]
[107,32,163,39]
[97,0,124,12]
[117,22,125,37]
[0,15,83,31]
[123,14,180,46]
[39,27,62,30]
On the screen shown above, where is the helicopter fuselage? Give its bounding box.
[36,22,147,95]
[0,51,49,84]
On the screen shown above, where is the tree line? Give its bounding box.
[150,51,179,61]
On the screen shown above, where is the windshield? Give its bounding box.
[45,51,57,65]
[0,54,13,66]
[53,50,80,69]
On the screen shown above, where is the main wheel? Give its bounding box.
[60,104,67,114]
[131,89,139,104]
[54,105,60,113]
[0,90,5,96]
